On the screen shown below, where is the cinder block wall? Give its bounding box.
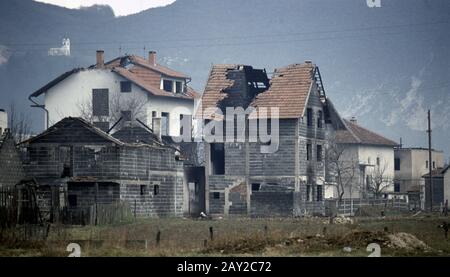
[0,134,26,187]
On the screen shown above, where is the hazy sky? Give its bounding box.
[35,0,176,16]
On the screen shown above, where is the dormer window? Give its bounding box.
[175,81,183,93]
[163,79,173,92]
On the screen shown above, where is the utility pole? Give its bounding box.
[427,110,433,212]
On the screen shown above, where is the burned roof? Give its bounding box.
[335,119,398,147]
[197,63,316,119]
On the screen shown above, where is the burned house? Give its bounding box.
[197,62,335,217]
[18,117,185,220]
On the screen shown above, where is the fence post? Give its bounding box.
[156,230,161,247]
[209,226,214,241]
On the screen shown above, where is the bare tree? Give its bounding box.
[325,136,358,203]
[8,102,32,143]
[367,161,392,199]
[77,93,147,129]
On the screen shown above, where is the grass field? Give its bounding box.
[1,214,449,257]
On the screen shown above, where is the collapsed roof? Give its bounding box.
[197,63,319,119]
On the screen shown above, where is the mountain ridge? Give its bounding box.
[0,0,449,158]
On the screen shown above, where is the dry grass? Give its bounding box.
[1,215,450,257]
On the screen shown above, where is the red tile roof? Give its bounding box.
[30,55,198,100]
[250,63,315,119]
[112,67,198,100]
[336,119,398,147]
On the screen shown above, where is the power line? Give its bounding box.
[5,25,443,54]
[2,20,448,48]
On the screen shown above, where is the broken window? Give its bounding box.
[175,81,183,93]
[306,185,311,201]
[213,192,220,199]
[151,111,157,129]
[120,81,132,93]
[68,195,77,207]
[59,146,72,178]
[316,185,323,201]
[163,79,173,92]
[153,184,160,196]
[317,144,323,162]
[92,89,109,116]
[210,143,225,175]
[306,108,313,127]
[306,143,312,161]
[394,158,401,171]
[121,110,132,121]
[140,185,147,196]
[179,114,192,136]
[252,183,261,192]
[161,112,170,135]
[317,110,323,128]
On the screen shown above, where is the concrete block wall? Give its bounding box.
[120,172,184,217]
[0,133,26,187]
[250,191,294,217]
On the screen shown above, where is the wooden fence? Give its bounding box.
[61,201,134,226]
[326,198,409,216]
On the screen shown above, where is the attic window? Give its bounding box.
[175,81,183,93]
[120,81,132,93]
[163,79,173,92]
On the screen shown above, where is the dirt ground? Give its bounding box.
[1,214,450,257]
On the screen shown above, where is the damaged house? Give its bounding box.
[18,117,185,221]
[196,62,336,217]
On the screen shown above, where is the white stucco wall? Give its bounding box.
[326,144,395,200]
[358,145,395,194]
[0,110,7,133]
[394,148,444,193]
[444,169,450,204]
[43,68,195,137]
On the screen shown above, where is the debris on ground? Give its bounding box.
[333,216,354,224]
[386,232,430,251]
[343,246,352,253]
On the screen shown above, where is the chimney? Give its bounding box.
[96,50,104,68]
[152,117,162,141]
[350,117,357,124]
[149,51,157,66]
